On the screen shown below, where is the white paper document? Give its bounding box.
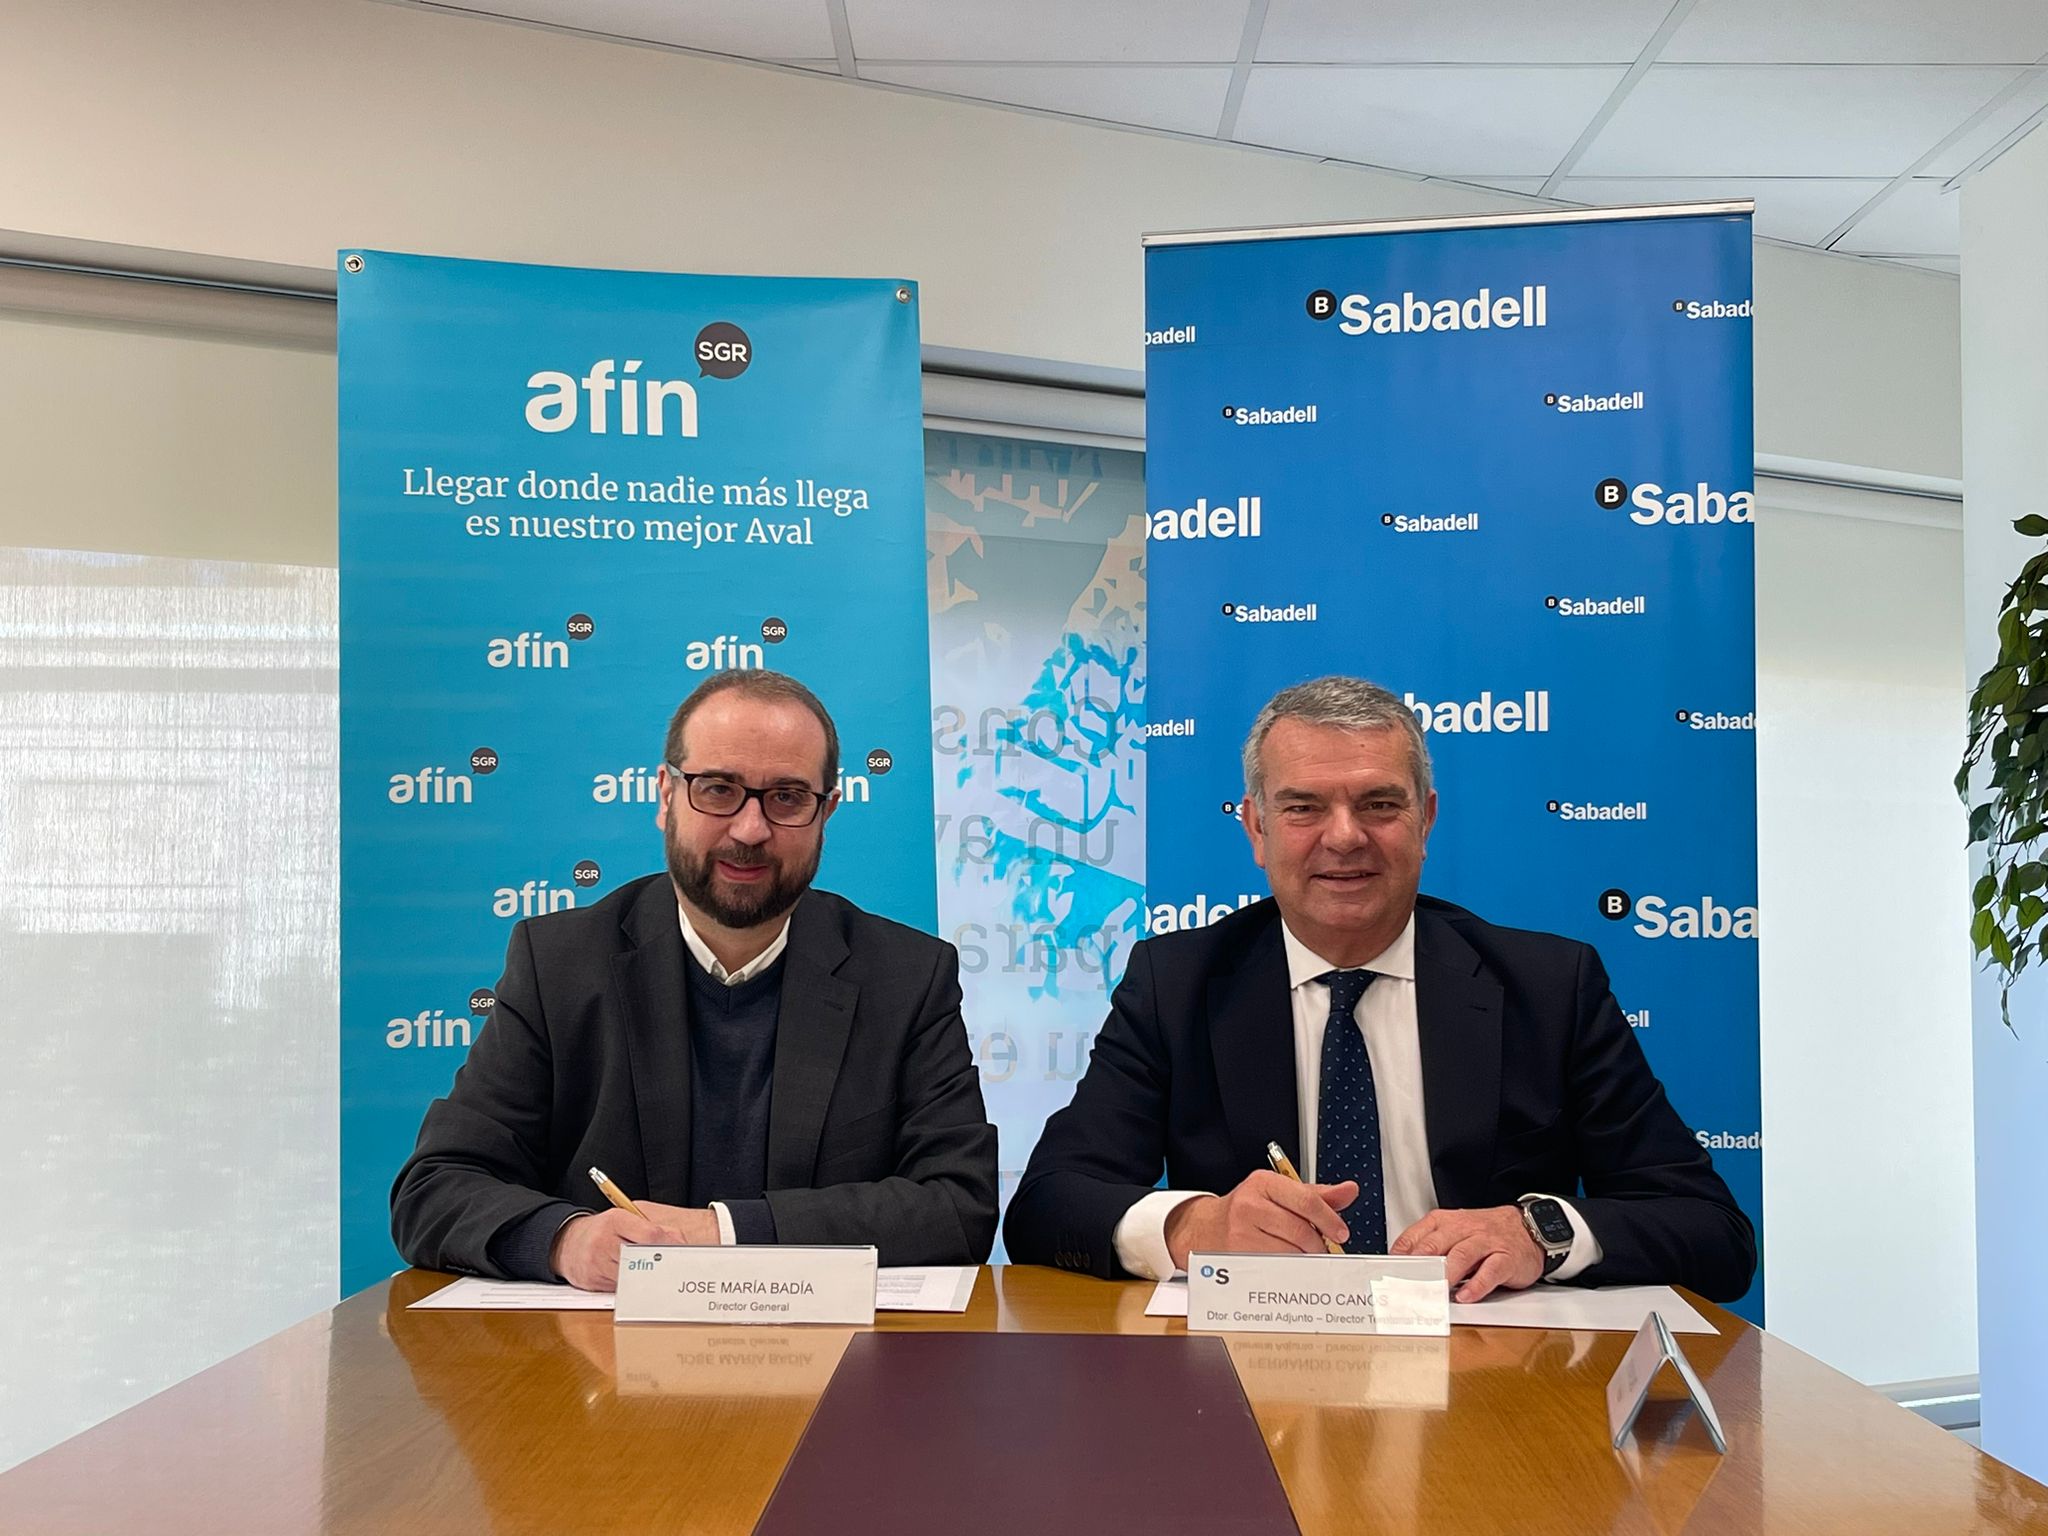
[1146,1276,1714,1335]
[1145,1277,1190,1317]
[410,1266,979,1314]
[411,1277,617,1310]
[874,1265,979,1313]
[1450,1284,1715,1335]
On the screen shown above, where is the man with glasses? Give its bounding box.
[391,669,998,1290]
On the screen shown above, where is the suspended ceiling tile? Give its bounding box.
[1575,64,2025,177]
[1923,74,2048,175]
[844,0,1249,63]
[857,63,1234,135]
[435,0,838,58]
[1257,0,1671,65]
[1664,0,2048,64]
[1555,176,1889,244]
[1833,179,1963,256]
[1235,65,1628,177]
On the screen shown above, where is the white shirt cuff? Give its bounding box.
[1533,1194,1603,1282]
[711,1202,736,1246]
[1111,1189,1210,1280]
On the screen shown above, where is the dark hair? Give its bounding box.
[663,669,840,789]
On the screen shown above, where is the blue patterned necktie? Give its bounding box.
[1315,968,1387,1255]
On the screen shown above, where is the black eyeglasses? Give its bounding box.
[667,767,831,827]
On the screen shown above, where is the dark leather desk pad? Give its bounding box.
[754,1332,1299,1535]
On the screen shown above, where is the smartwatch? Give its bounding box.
[1517,1195,1574,1277]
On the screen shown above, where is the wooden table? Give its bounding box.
[2,1266,2041,1534]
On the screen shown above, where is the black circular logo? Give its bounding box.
[566,612,594,641]
[1221,800,1238,815]
[695,321,752,380]
[1221,405,1236,419]
[1547,800,1561,813]
[1545,595,1559,609]
[1306,289,1338,321]
[1221,603,1236,615]
[468,987,498,1017]
[1380,514,1394,526]
[1595,477,1629,510]
[1673,299,1687,313]
[761,616,788,643]
[866,748,894,775]
[1675,709,1691,723]
[1598,888,1634,921]
[469,746,499,775]
[1544,393,1558,405]
[572,859,601,888]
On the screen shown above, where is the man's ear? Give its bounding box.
[1240,794,1268,871]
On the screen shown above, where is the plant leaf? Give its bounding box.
[1973,908,1998,953]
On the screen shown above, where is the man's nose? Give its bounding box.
[728,796,775,844]
[1321,804,1368,850]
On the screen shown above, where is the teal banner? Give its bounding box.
[338,252,933,1294]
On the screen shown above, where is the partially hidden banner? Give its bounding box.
[1142,209,1762,1319]
[338,252,933,1294]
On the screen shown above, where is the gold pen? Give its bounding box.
[1266,1140,1345,1256]
[587,1165,648,1220]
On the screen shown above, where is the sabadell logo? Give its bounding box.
[1595,477,1754,525]
[1598,888,1759,939]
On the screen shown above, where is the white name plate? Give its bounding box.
[1187,1252,1450,1336]
[613,1244,878,1326]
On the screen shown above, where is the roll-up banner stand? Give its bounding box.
[1141,204,1762,1320]
[337,252,934,1293]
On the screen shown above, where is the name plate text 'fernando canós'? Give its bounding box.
[1187,1252,1450,1336]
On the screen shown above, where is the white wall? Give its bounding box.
[1753,488,1975,1387]
[1961,122,2048,1480]
[0,0,1959,480]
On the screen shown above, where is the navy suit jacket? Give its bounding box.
[1004,895,1756,1301]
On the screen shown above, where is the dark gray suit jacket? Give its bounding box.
[390,875,999,1274]
[1005,896,1756,1302]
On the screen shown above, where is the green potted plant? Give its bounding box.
[1958,511,2048,1032]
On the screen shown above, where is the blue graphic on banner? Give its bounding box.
[338,252,933,1294]
[1142,211,1761,1318]
[923,430,1148,1235]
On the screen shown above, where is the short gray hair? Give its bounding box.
[1241,676,1432,804]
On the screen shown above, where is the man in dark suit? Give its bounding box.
[1005,676,1755,1303]
[392,669,997,1290]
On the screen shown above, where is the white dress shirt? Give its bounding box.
[1111,913,1602,1282]
[679,904,793,1245]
